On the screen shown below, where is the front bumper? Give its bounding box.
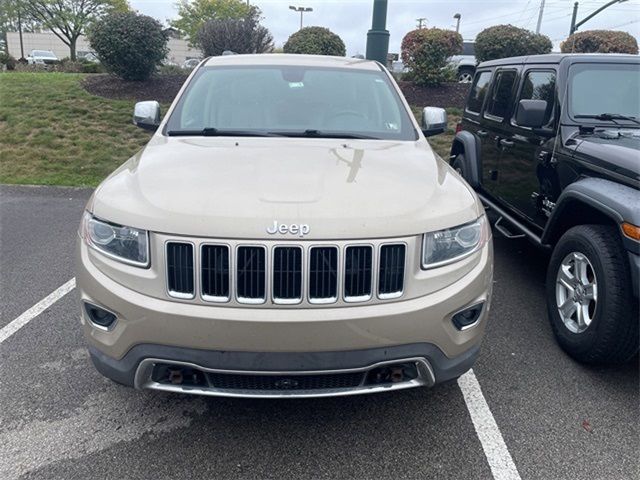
[89,342,481,398]
[77,239,492,397]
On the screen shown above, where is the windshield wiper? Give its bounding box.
[575,113,640,126]
[167,128,277,137]
[272,129,379,140]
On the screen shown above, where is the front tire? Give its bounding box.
[546,225,638,365]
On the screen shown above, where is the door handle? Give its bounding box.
[499,138,514,148]
[477,130,488,137]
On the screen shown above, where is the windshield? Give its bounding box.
[568,63,639,123]
[165,65,417,140]
[33,50,56,58]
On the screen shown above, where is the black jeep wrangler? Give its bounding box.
[451,54,639,365]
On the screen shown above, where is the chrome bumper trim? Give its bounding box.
[134,356,435,399]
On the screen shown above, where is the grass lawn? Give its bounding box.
[0,72,458,187]
[0,72,153,186]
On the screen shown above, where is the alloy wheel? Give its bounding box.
[555,252,598,334]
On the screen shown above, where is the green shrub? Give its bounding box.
[561,30,638,54]
[283,27,345,56]
[475,25,552,62]
[401,28,463,86]
[81,62,104,74]
[14,63,48,72]
[88,12,168,81]
[0,52,17,70]
[157,64,185,75]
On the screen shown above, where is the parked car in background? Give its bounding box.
[76,54,493,399]
[448,41,476,83]
[182,58,200,70]
[451,53,639,365]
[27,50,59,65]
[82,52,99,63]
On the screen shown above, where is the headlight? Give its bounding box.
[422,215,489,269]
[81,212,149,267]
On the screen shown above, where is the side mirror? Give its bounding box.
[515,99,547,129]
[421,107,448,137]
[133,101,161,131]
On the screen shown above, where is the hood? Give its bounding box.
[90,136,479,240]
[572,129,640,181]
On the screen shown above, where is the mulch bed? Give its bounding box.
[82,74,471,109]
[82,74,189,103]
[397,81,470,110]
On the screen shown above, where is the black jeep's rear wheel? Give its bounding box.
[452,154,466,177]
[546,225,638,365]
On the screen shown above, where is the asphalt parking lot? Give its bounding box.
[0,184,638,480]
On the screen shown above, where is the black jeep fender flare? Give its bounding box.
[451,131,481,189]
[542,177,640,248]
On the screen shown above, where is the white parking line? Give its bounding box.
[458,369,522,480]
[0,278,76,344]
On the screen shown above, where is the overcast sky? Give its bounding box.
[130,0,640,54]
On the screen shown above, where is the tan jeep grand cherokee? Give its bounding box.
[76,54,493,398]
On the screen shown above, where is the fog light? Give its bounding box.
[452,303,484,330]
[84,302,117,330]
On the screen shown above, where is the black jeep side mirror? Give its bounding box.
[515,99,547,129]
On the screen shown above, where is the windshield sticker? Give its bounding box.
[288,82,304,89]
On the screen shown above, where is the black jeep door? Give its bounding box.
[480,69,519,197]
[460,70,496,192]
[496,68,557,226]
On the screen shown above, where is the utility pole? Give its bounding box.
[536,0,546,34]
[453,13,461,33]
[366,0,389,64]
[570,2,579,35]
[570,0,627,35]
[289,5,313,31]
[416,17,427,29]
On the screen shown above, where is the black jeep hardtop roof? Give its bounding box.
[478,53,639,68]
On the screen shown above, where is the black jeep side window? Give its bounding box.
[484,70,517,120]
[517,70,556,126]
[466,71,492,114]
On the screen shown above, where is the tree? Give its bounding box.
[0,0,42,53]
[401,28,462,85]
[475,25,552,62]
[197,12,273,56]
[283,27,346,56]
[21,0,129,60]
[561,30,638,54]
[88,12,168,80]
[170,0,254,43]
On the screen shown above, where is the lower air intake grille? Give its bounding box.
[201,245,230,301]
[166,242,194,298]
[378,244,406,298]
[309,247,338,302]
[236,246,266,303]
[344,246,373,301]
[208,372,364,391]
[272,246,302,302]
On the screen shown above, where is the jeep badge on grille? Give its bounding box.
[266,221,310,237]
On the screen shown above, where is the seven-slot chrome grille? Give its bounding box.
[165,241,406,305]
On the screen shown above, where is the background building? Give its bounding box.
[6,31,202,64]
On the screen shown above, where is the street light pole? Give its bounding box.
[570,0,628,35]
[366,0,389,64]
[569,2,579,35]
[453,13,461,33]
[536,0,546,34]
[289,6,313,31]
